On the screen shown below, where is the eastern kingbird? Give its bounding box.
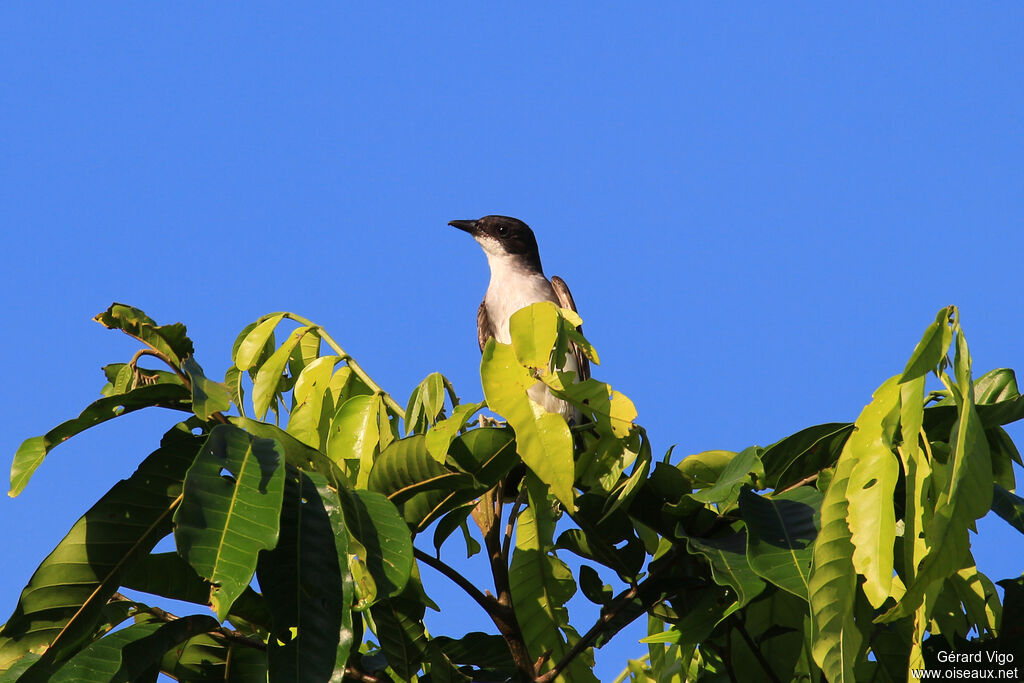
[449,215,590,423]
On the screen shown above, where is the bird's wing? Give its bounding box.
[550,276,591,381]
[477,299,494,353]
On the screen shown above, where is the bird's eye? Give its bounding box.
[497,226,508,236]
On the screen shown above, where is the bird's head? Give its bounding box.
[448,215,543,271]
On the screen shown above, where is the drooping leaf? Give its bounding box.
[899,306,953,382]
[182,356,231,421]
[93,303,195,367]
[578,565,613,606]
[173,424,285,620]
[808,456,863,683]
[369,597,428,681]
[50,615,218,683]
[327,394,381,488]
[739,486,822,599]
[405,372,448,436]
[286,355,340,449]
[159,631,268,682]
[233,313,285,371]
[480,340,574,508]
[845,376,902,607]
[251,325,316,419]
[9,382,191,497]
[509,302,560,370]
[337,488,413,600]
[257,468,351,682]
[992,485,1024,535]
[0,423,202,674]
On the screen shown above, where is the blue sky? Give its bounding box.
[1,4,1022,679]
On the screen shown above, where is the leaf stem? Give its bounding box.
[280,313,406,419]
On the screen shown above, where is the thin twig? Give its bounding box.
[109,592,266,651]
[777,472,819,494]
[413,548,494,613]
[501,488,528,564]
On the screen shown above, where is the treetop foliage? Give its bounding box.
[1,302,1022,682]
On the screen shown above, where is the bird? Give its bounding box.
[449,215,590,423]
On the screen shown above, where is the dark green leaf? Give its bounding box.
[50,615,218,683]
[992,485,1024,535]
[689,446,764,507]
[683,531,766,607]
[93,303,195,367]
[760,422,854,491]
[230,417,349,489]
[739,486,822,598]
[258,468,350,682]
[369,597,428,681]
[9,382,191,497]
[0,423,202,673]
[338,489,413,600]
[160,632,268,682]
[578,565,613,605]
[974,368,1020,404]
[173,424,285,620]
[183,356,232,421]
[432,632,516,670]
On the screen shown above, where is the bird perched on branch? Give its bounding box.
[449,215,590,423]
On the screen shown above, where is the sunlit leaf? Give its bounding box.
[93,303,195,367]
[899,306,953,382]
[234,313,285,371]
[252,325,315,419]
[327,394,381,488]
[173,424,285,620]
[425,401,485,464]
[182,356,231,421]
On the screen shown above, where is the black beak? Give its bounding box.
[448,219,478,234]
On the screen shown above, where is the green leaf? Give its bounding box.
[578,565,613,605]
[0,423,202,674]
[338,489,413,600]
[50,615,218,683]
[9,382,190,497]
[368,435,479,532]
[689,446,764,508]
[234,313,286,371]
[182,356,231,421]
[808,456,863,683]
[677,449,734,488]
[432,632,516,671]
[425,401,485,464]
[369,597,428,681]
[845,376,901,607]
[760,423,854,491]
[287,355,340,449]
[899,306,953,382]
[973,368,1019,404]
[446,427,520,489]
[173,424,285,620]
[258,469,351,682]
[508,477,598,683]
[120,553,270,629]
[683,532,766,607]
[93,303,195,367]
[739,487,822,599]
[992,485,1024,535]
[159,632,268,682]
[481,340,574,508]
[230,417,349,490]
[509,302,560,369]
[404,372,448,436]
[252,325,315,419]
[327,394,381,488]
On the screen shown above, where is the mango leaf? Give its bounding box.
[369,597,428,681]
[689,446,764,507]
[509,302,560,370]
[257,468,352,682]
[173,424,285,620]
[760,423,854,491]
[846,376,901,607]
[93,303,195,367]
[233,313,286,371]
[287,355,340,449]
[120,553,270,629]
[683,532,765,608]
[899,306,953,382]
[328,394,381,488]
[368,435,479,532]
[9,382,190,497]
[481,340,574,508]
[425,401,485,464]
[992,485,1024,535]
[252,325,315,419]
[678,450,734,488]
[739,487,822,599]
[432,632,516,672]
[182,356,231,421]
[431,505,480,558]
[808,456,863,683]
[508,477,598,683]
[159,632,267,682]
[578,565,613,606]
[50,615,218,683]
[974,368,1019,404]
[337,489,412,600]
[0,423,202,674]
[881,329,993,623]
[405,372,449,436]
[446,427,520,489]
[230,417,348,490]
